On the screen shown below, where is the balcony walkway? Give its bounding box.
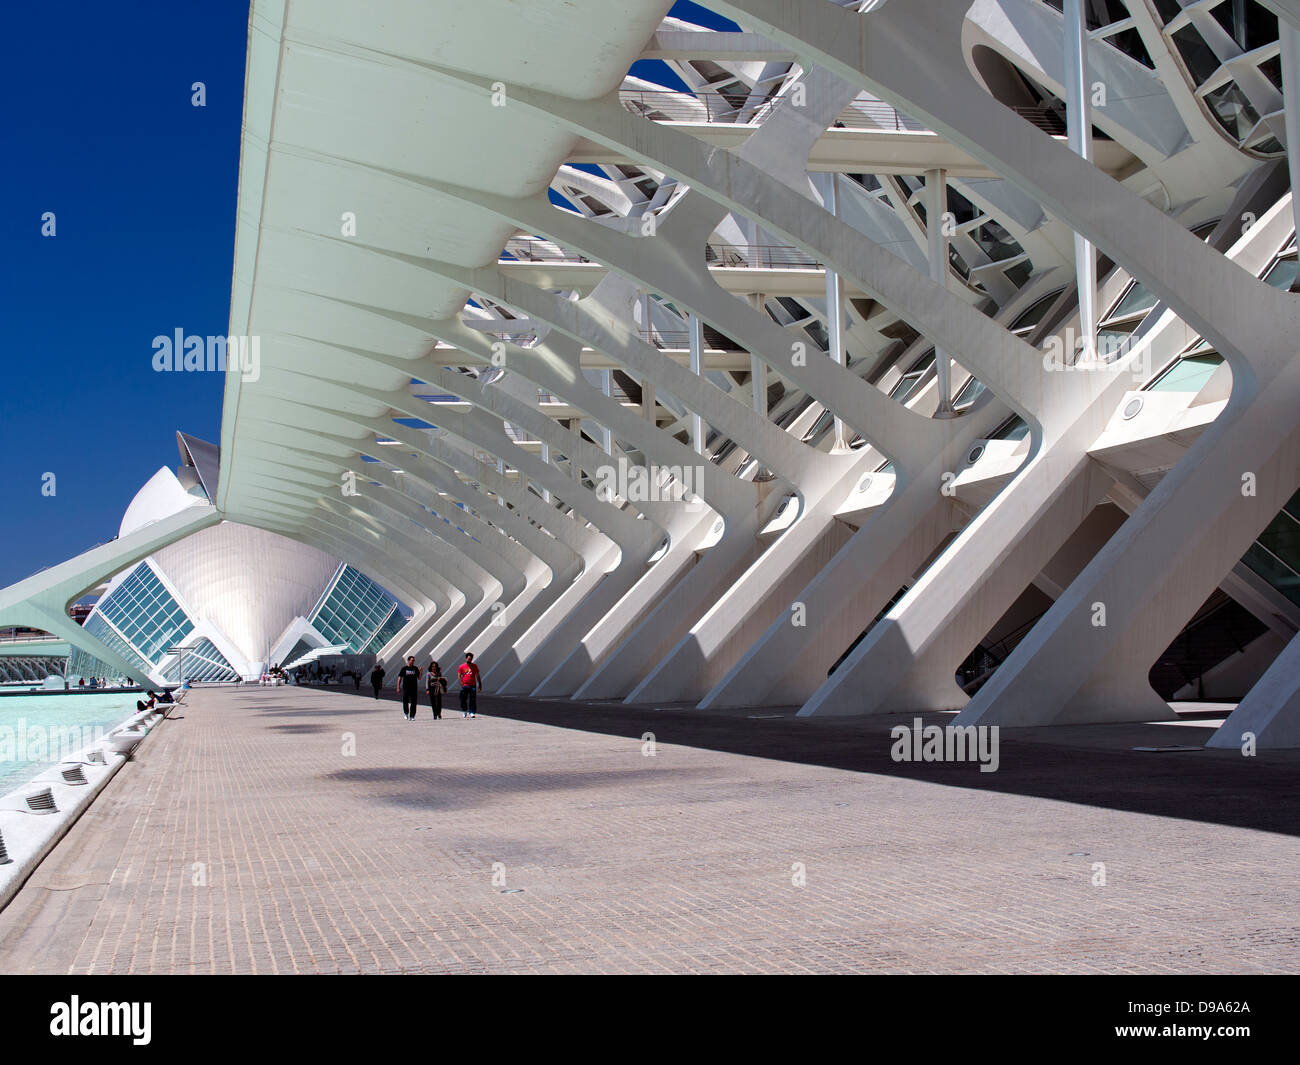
[0,684,1296,974]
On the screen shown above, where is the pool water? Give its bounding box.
[0,692,142,794]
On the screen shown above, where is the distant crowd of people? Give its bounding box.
[292,663,367,689]
[368,652,483,720]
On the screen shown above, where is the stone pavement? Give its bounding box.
[0,684,1296,974]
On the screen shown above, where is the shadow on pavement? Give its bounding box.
[308,684,1300,838]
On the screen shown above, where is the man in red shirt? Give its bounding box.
[457,652,482,718]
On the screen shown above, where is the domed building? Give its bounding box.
[67,433,406,685]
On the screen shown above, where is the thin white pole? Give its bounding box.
[926,168,956,417]
[1065,0,1097,364]
[824,176,849,449]
[689,314,704,453]
[600,370,613,455]
[749,293,767,415]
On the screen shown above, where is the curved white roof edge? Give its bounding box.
[119,467,208,539]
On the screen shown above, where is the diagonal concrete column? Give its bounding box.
[238,467,493,629]
[1208,629,1300,749]
[359,83,999,700]
[337,457,560,668]
[311,414,612,676]
[959,408,1300,727]
[233,445,494,626]
[804,454,1114,716]
[402,372,681,692]
[699,421,993,709]
[238,385,532,653]
[413,318,761,699]
[235,431,458,635]
[300,424,586,640]
[716,0,1300,728]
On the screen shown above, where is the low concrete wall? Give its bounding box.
[0,702,172,912]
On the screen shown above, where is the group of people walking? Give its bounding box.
[368,652,483,720]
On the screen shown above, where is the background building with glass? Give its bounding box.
[63,437,406,685]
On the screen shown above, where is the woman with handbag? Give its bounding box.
[426,661,448,720]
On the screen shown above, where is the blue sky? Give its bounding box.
[0,0,734,591]
[0,2,250,588]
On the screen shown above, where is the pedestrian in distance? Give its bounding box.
[426,661,447,720]
[370,662,385,700]
[396,656,421,720]
[457,652,482,718]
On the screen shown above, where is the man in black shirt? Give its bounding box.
[395,656,421,720]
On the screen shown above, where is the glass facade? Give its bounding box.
[160,637,238,683]
[1242,490,1300,607]
[364,605,406,654]
[68,560,406,682]
[66,615,146,681]
[97,564,195,665]
[1155,0,1284,157]
[1146,350,1224,392]
[65,562,195,681]
[279,638,317,669]
[310,565,404,654]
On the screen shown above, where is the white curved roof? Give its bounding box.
[119,466,207,538]
[217,0,671,530]
[150,521,340,667]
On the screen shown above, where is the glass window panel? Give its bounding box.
[1242,543,1300,606]
[1283,489,1300,523]
[1263,257,1298,291]
[1107,282,1158,321]
[994,415,1030,441]
[1147,352,1224,391]
[1202,81,1261,142]
[1171,24,1220,86]
[1256,508,1300,573]
[953,376,986,410]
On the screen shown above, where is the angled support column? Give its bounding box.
[803,455,1113,716]
[313,421,591,665]
[715,0,1300,727]
[1209,630,1300,748]
[749,294,768,415]
[237,460,495,655]
[700,422,992,708]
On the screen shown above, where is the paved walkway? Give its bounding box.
[0,684,1296,973]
